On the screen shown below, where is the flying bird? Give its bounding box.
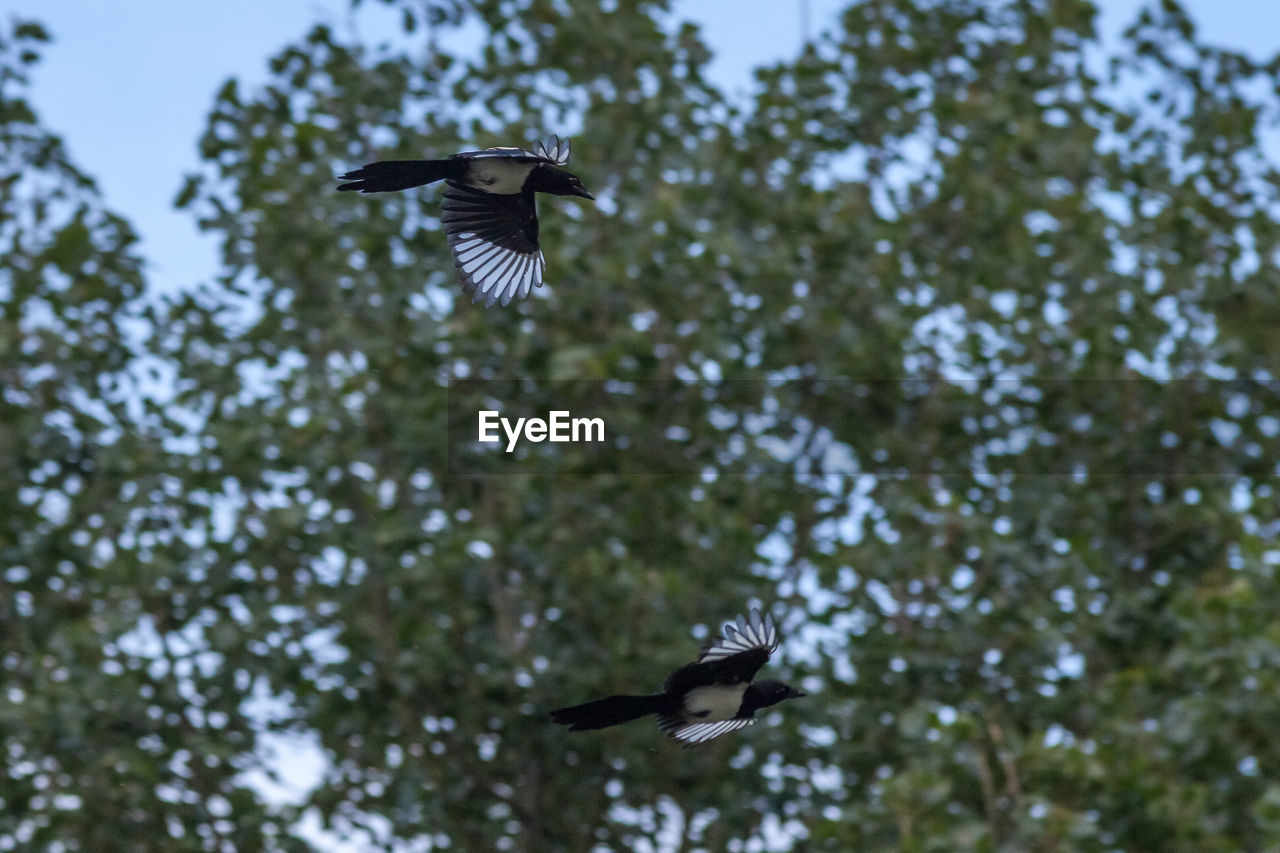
[337,135,594,307]
[551,608,804,745]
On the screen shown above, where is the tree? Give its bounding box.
[0,18,301,852]
[10,0,1280,849]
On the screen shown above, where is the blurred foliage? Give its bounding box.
[0,17,298,852]
[5,0,1280,850]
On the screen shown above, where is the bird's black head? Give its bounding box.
[527,164,595,200]
[747,680,806,711]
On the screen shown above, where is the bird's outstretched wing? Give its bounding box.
[699,609,778,663]
[440,183,545,307]
[532,135,571,165]
[657,716,755,746]
[464,147,541,162]
[464,135,571,166]
[662,609,779,694]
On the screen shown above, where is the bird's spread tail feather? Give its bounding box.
[551,694,672,731]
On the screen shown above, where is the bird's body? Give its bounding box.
[336,136,593,307]
[463,152,542,194]
[682,683,750,721]
[551,609,804,745]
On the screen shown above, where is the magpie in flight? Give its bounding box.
[336,135,594,308]
[551,608,804,745]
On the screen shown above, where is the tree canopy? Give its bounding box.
[4,0,1280,849]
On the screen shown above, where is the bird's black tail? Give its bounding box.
[551,694,675,731]
[336,159,463,193]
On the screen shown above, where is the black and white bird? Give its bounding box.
[336,135,594,307]
[551,608,804,745]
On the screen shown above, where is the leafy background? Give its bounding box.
[3,0,1280,849]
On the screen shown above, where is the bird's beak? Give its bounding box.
[574,187,596,201]
[793,690,807,698]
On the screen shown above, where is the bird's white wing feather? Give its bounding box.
[532,134,571,165]
[661,717,755,745]
[698,608,778,663]
[440,184,545,308]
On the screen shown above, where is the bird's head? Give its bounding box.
[528,164,595,200]
[750,680,806,709]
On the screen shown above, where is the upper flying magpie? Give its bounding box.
[336,135,594,308]
[550,608,804,745]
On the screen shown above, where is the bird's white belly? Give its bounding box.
[683,684,747,722]
[468,159,530,194]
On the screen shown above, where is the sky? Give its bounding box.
[13,1,1280,303]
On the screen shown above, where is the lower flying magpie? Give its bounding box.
[337,135,594,308]
[551,608,804,745]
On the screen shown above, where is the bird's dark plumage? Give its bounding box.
[336,135,593,307]
[550,608,805,746]
[334,158,464,193]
